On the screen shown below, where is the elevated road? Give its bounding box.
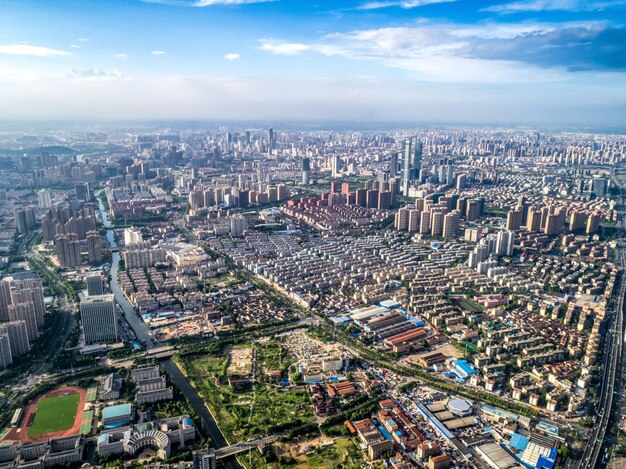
[577,180,625,468]
[215,435,279,459]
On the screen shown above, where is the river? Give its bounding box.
[97,197,241,469]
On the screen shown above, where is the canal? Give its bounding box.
[97,198,241,468]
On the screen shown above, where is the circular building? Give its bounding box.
[447,398,472,417]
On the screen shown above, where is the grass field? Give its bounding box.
[28,393,80,437]
[178,342,312,441]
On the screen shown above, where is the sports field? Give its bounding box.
[28,393,80,437]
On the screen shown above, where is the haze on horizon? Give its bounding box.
[0,0,625,128]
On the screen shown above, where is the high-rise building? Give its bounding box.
[14,208,30,234]
[400,139,414,196]
[80,294,118,345]
[55,234,82,267]
[0,334,12,370]
[408,209,420,232]
[38,189,52,209]
[75,183,91,202]
[496,231,515,256]
[506,209,523,231]
[395,208,409,231]
[330,155,341,178]
[378,191,392,210]
[431,211,444,237]
[0,321,30,356]
[86,275,105,296]
[8,303,38,342]
[527,207,542,232]
[586,213,601,235]
[389,152,398,178]
[0,281,12,321]
[419,211,431,234]
[301,157,311,185]
[442,211,460,239]
[366,190,379,209]
[86,231,103,264]
[11,277,45,327]
[124,227,143,246]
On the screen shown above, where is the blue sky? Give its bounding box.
[0,0,625,127]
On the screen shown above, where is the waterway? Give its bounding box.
[97,197,241,469]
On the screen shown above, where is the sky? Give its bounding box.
[0,0,625,128]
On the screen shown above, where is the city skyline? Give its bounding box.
[0,0,625,127]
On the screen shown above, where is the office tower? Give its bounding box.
[0,321,30,356]
[419,211,431,234]
[389,152,398,177]
[75,183,91,202]
[408,209,420,232]
[400,139,414,196]
[0,281,11,321]
[506,209,523,231]
[193,448,217,469]
[378,191,392,210]
[8,303,38,342]
[366,190,379,209]
[55,234,82,267]
[301,157,311,185]
[527,207,542,232]
[586,213,600,235]
[124,227,143,246]
[395,208,409,231]
[11,277,45,327]
[38,189,52,209]
[80,294,118,345]
[268,128,276,151]
[496,231,515,256]
[442,211,460,239]
[0,334,12,370]
[86,275,105,296]
[331,155,340,178]
[86,231,103,263]
[431,211,444,237]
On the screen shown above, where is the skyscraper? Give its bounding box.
[0,334,12,370]
[301,157,311,185]
[80,294,118,345]
[55,234,82,268]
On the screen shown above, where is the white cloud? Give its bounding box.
[115,53,129,60]
[194,0,274,6]
[483,0,626,13]
[0,44,71,57]
[67,68,124,81]
[151,50,167,56]
[70,44,81,49]
[260,40,310,55]
[225,53,240,60]
[77,38,90,42]
[358,0,455,10]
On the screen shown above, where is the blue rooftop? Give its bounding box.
[509,433,529,452]
[102,403,132,419]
